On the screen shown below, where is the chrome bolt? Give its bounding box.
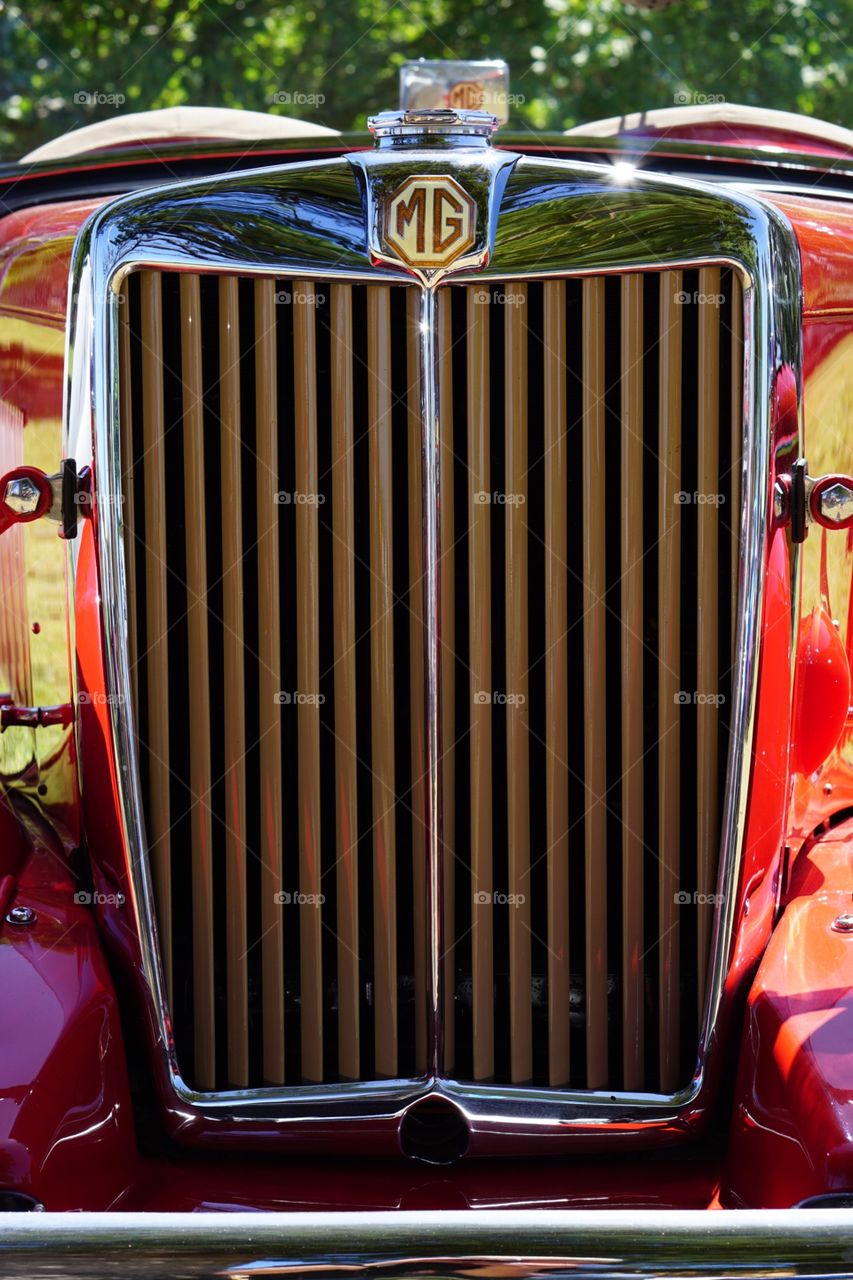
[818,481,853,525]
[832,913,853,934]
[3,476,41,516]
[5,905,37,927]
[824,782,834,795]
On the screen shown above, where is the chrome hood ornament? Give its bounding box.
[349,108,518,284]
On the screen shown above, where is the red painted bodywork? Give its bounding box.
[0,137,853,1209]
[725,820,853,1207]
[0,802,137,1209]
[791,607,850,776]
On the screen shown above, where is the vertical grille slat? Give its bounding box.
[438,290,456,1076]
[406,289,428,1074]
[467,288,494,1083]
[121,263,743,1102]
[581,276,609,1090]
[696,267,722,1002]
[293,280,324,1084]
[140,270,173,1011]
[330,283,360,1082]
[219,275,249,1087]
[255,277,285,1085]
[657,270,684,1094]
[367,286,398,1078]
[504,286,532,1085]
[118,294,138,717]
[620,274,645,1091]
[731,274,744,655]
[543,279,570,1089]
[180,273,216,1090]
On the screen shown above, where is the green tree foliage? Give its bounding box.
[0,0,849,158]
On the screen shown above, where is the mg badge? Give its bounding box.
[383,175,476,269]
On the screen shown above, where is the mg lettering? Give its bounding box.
[383,174,476,268]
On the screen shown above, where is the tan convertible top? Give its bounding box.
[565,103,853,151]
[21,105,339,163]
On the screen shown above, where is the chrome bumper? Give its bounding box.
[2,1210,853,1278]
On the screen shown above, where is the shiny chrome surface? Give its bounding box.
[3,475,42,515]
[814,478,853,525]
[3,1210,853,1280]
[370,108,498,145]
[63,144,801,1146]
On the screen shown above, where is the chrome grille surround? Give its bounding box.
[63,144,802,1152]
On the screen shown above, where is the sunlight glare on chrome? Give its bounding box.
[609,159,637,184]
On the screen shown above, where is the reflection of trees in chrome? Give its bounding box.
[112,175,370,271]
[492,180,759,276]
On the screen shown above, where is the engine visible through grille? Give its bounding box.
[118,264,744,1098]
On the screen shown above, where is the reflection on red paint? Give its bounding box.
[791,607,850,777]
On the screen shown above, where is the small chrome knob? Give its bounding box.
[5,905,37,927]
[831,913,853,934]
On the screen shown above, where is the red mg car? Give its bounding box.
[1,64,853,1275]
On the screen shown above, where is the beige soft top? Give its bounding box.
[565,103,853,152]
[21,105,339,163]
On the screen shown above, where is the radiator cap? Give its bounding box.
[368,108,497,148]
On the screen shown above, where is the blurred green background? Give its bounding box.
[0,0,850,158]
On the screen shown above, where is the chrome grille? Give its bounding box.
[120,271,427,1088]
[439,271,742,1090]
[119,264,743,1097]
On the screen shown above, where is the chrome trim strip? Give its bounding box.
[62,151,802,1146]
[419,285,442,1081]
[3,1209,853,1279]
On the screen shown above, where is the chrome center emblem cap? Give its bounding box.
[368,108,498,149]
